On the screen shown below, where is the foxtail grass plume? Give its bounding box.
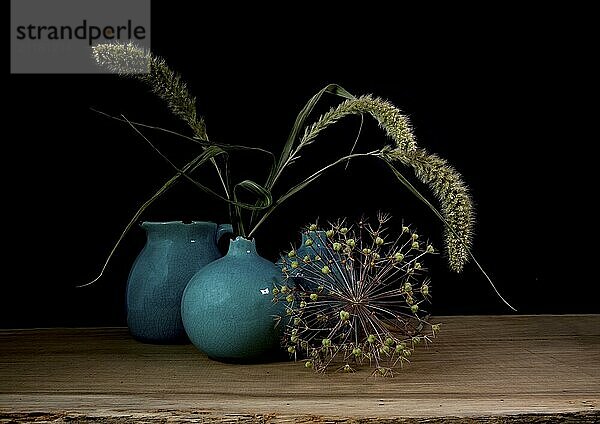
[301,95,415,152]
[92,42,207,141]
[386,148,475,272]
[301,95,475,272]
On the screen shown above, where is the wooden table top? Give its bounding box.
[1,315,598,423]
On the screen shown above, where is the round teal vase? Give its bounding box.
[181,237,286,362]
[127,221,231,343]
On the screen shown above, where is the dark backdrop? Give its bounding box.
[4,5,597,328]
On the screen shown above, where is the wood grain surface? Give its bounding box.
[1,315,598,422]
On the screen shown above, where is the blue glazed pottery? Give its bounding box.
[278,231,328,269]
[127,221,232,343]
[181,237,287,362]
[287,230,329,289]
[296,231,328,259]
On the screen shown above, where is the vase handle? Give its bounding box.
[216,224,233,244]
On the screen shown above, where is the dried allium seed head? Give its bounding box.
[273,215,440,376]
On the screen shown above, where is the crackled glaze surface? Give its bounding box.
[181,237,286,362]
[127,221,231,343]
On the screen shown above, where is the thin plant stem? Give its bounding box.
[248,151,380,238]
[78,161,196,287]
[121,116,270,212]
[91,108,275,158]
[383,159,516,311]
[345,114,364,170]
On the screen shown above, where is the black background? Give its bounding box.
[4,5,597,328]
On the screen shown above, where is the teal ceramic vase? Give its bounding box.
[127,221,232,343]
[286,231,329,289]
[296,231,328,260]
[181,237,287,362]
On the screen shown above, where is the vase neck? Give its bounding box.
[142,221,217,241]
[227,237,257,256]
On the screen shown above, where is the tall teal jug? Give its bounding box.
[181,237,287,362]
[127,221,232,343]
